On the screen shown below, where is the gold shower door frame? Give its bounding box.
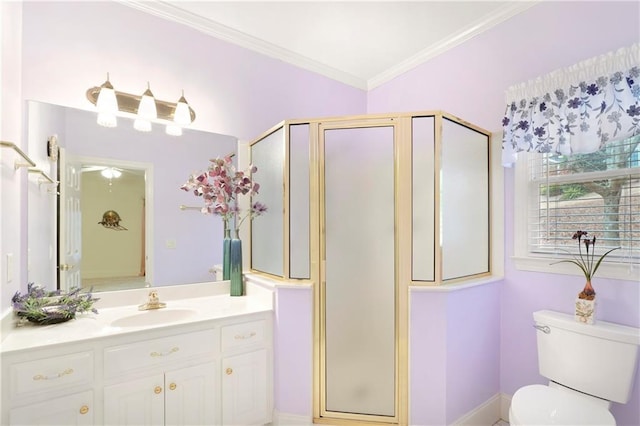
[314,116,411,426]
[248,111,491,426]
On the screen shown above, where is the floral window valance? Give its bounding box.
[501,43,640,167]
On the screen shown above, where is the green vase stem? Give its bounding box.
[222,225,231,281]
[229,230,243,296]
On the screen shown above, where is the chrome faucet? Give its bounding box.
[139,290,167,310]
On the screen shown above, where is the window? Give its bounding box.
[514,136,640,280]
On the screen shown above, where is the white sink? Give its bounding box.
[110,308,197,328]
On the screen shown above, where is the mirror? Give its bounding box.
[27,101,237,292]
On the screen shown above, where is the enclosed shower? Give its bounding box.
[249,111,491,425]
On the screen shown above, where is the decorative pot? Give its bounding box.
[575,281,596,324]
[575,297,596,324]
[222,224,231,281]
[229,230,243,297]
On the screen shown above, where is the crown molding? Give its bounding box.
[367,1,539,90]
[117,0,368,90]
[117,0,538,92]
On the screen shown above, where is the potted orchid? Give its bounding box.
[180,156,267,296]
[552,230,619,323]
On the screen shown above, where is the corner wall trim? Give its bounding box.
[500,393,512,423]
[451,393,503,426]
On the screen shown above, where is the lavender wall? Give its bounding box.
[20,1,366,142]
[368,2,640,132]
[410,282,502,425]
[0,2,24,314]
[274,287,313,417]
[370,2,640,425]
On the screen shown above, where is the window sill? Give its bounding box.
[512,256,638,282]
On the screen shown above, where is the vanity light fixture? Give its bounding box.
[133,82,157,132]
[86,75,196,134]
[95,73,118,128]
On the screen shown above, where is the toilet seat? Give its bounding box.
[510,384,616,426]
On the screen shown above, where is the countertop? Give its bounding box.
[0,280,273,354]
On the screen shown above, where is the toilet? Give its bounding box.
[509,310,640,425]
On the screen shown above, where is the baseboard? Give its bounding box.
[272,394,512,426]
[500,393,512,422]
[272,410,313,426]
[451,393,502,426]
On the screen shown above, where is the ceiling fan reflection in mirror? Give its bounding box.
[81,165,142,178]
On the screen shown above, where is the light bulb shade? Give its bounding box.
[97,112,117,128]
[137,87,157,121]
[174,95,191,126]
[96,77,118,128]
[166,124,183,136]
[96,80,118,114]
[134,118,152,132]
[97,87,118,113]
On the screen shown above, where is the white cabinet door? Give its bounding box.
[165,362,218,426]
[104,374,164,426]
[10,390,93,426]
[222,349,268,425]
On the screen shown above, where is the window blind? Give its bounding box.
[527,136,639,264]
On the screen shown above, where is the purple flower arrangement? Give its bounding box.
[11,283,99,325]
[180,155,267,230]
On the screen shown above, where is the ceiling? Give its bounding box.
[122,1,537,90]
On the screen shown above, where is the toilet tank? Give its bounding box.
[534,310,640,403]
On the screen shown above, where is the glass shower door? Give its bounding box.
[322,125,396,419]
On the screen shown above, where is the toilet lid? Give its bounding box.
[511,385,616,426]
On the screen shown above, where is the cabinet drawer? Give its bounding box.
[9,351,93,399]
[221,320,266,352]
[104,329,217,378]
[10,390,94,425]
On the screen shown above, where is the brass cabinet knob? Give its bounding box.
[225,368,233,375]
[169,383,177,390]
[154,386,162,394]
[79,405,89,415]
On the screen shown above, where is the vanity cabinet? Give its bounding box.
[1,309,273,426]
[104,363,216,426]
[222,349,268,425]
[103,328,219,426]
[220,319,270,425]
[4,349,95,425]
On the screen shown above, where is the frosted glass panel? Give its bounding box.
[412,116,435,281]
[289,124,310,279]
[441,119,489,280]
[324,126,395,417]
[251,128,284,276]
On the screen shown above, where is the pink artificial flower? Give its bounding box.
[180,156,267,230]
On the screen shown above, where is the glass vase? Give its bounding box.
[222,223,231,281]
[229,229,243,296]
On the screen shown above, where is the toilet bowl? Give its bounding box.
[509,384,615,426]
[508,310,640,426]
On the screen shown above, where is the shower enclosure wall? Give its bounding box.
[249,111,491,425]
